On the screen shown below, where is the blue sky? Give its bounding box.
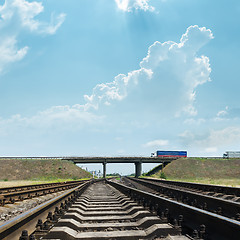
[0,0,240,174]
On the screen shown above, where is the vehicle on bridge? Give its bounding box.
[223,151,240,158]
[151,151,187,158]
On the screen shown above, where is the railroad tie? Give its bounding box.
[42,182,189,240]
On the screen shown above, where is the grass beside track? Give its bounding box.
[0,159,91,181]
[148,177,240,187]
[149,157,240,187]
[0,178,91,188]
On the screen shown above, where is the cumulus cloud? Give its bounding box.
[0,0,65,73]
[84,68,153,109]
[85,25,213,117]
[143,139,169,148]
[115,0,155,12]
[140,25,213,116]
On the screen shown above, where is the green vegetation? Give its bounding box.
[128,173,135,177]
[149,158,240,187]
[106,173,121,177]
[143,164,163,176]
[0,159,91,181]
[160,172,167,179]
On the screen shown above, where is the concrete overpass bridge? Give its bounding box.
[0,156,177,178]
[62,156,177,178]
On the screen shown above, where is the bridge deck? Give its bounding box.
[63,157,177,164]
[0,156,177,164]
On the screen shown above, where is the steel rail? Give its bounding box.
[0,180,91,240]
[108,179,240,240]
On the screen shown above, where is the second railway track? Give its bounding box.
[122,177,240,221]
[0,180,87,206]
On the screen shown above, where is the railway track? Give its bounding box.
[0,180,87,206]
[139,178,240,198]
[0,180,91,240]
[122,177,240,221]
[1,179,240,239]
[119,177,240,239]
[0,181,83,194]
[41,180,185,240]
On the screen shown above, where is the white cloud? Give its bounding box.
[215,107,240,121]
[0,0,66,34]
[39,13,66,35]
[140,25,213,116]
[143,139,169,148]
[32,105,103,127]
[180,127,240,149]
[0,105,103,136]
[217,106,229,117]
[0,36,28,72]
[115,0,155,12]
[85,25,213,118]
[84,68,153,110]
[0,0,44,31]
[0,0,65,73]
[0,25,213,137]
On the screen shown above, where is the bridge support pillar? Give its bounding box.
[103,162,106,179]
[135,162,142,178]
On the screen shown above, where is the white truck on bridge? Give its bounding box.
[223,151,240,158]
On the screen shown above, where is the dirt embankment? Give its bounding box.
[154,158,240,180]
[0,159,91,181]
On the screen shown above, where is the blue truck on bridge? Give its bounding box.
[151,151,187,158]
